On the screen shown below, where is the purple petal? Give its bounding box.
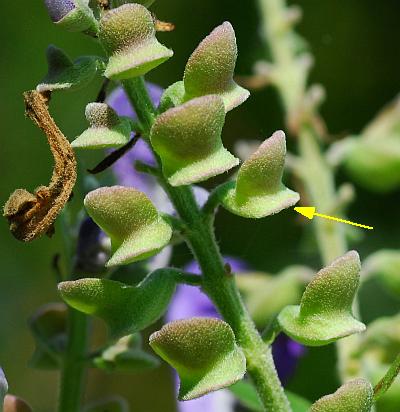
[184,256,248,275]
[44,0,75,23]
[272,334,305,384]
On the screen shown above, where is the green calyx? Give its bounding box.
[58,269,177,337]
[221,131,299,218]
[54,0,98,34]
[36,45,99,93]
[99,4,173,80]
[72,103,131,149]
[310,379,373,412]
[84,186,172,267]
[149,317,246,401]
[278,251,366,346]
[160,22,249,112]
[150,95,239,186]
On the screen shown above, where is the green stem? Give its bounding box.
[58,309,88,412]
[123,77,291,412]
[373,353,400,401]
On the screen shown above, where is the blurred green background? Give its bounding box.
[1,1,400,411]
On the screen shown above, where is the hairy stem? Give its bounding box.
[373,353,400,401]
[123,77,291,412]
[58,309,88,412]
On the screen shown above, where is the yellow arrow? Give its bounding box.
[294,207,373,230]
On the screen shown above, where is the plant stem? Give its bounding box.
[58,309,88,412]
[373,353,400,401]
[123,77,291,412]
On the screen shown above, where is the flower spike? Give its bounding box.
[84,186,172,267]
[221,131,299,218]
[150,95,239,186]
[99,4,173,80]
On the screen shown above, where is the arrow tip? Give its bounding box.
[294,206,316,220]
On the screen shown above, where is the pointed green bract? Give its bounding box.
[149,318,246,401]
[278,251,366,346]
[28,303,67,370]
[59,269,176,337]
[84,186,172,267]
[72,103,131,149]
[36,45,98,93]
[310,379,373,412]
[99,4,173,80]
[221,131,299,218]
[183,22,249,112]
[150,95,239,186]
[93,334,159,372]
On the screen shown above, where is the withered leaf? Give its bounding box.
[3,90,77,242]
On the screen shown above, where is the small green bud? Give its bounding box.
[278,251,365,346]
[150,95,239,186]
[84,186,172,267]
[221,131,299,218]
[59,269,177,337]
[160,22,249,113]
[99,4,173,80]
[28,303,67,370]
[310,379,373,412]
[72,103,131,149]
[93,334,159,372]
[36,45,98,93]
[149,318,246,401]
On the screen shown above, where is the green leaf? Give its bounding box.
[236,266,310,328]
[28,303,67,370]
[93,334,159,372]
[149,318,246,401]
[99,4,173,80]
[84,396,129,412]
[72,103,131,149]
[310,379,373,412]
[229,380,311,412]
[364,250,400,298]
[221,131,299,218]
[59,269,177,337]
[150,95,239,186]
[36,45,99,93]
[84,186,172,267]
[278,251,365,346]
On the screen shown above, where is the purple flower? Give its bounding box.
[44,0,75,23]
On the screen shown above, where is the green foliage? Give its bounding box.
[364,250,400,298]
[84,186,172,267]
[93,334,159,372]
[36,45,99,93]
[278,251,365,346]
[310,379,373,412]
[99,4,173,80]
[28,303,67,370]
[150,95,239,186]
[72,103,131,149]
[149,318,246,401]
[161,22,249,112]
[58,269,177,337]
[221,131,299,218]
